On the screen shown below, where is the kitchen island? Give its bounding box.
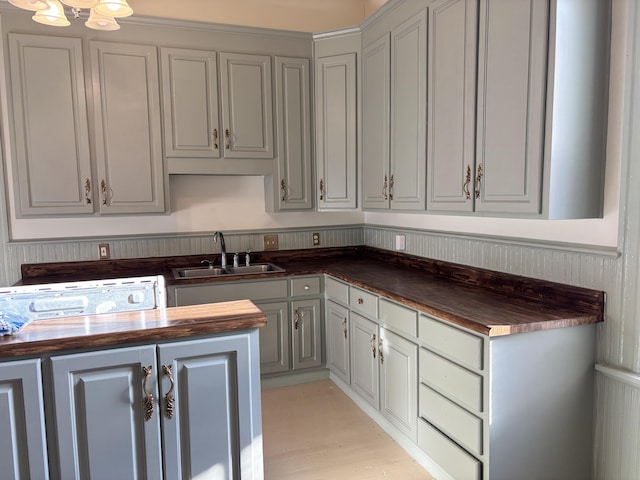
[0,300,266,480]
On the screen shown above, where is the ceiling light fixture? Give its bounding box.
[8,0,132,30]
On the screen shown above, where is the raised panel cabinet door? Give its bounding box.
[274,56,313,210]
[350,312,379,409]
[49,346,162,480]
[427,0,478,212]
[8,34,93,215]
[475,0,548,214]
[291,299,322,370]
[326,300,350,384]
[90,41,166,214]
[315,53,357,209]
[379,328,418,442]
[256,301,290,374]
[157,332,263,480]
[0,359,48,480]
[219,52,274,159]
[390,10,427,211]
[161,48,220,159]
[362,34,391,210]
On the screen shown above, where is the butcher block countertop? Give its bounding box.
[18,246,605,338]
[0,300,265,359]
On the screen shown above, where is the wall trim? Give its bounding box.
[596,364,640,389]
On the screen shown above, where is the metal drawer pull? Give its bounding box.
[382,174,388,200]
[319,179,325,201]
[378,338,384,364]
[212,128,219,150]
[84,178,92,204]
[225,129,231,150]
[294,309,300,329]
[100,179,112,206]
[463,164,471,200]
[162,364,175,420]
[370,334,376,358]
[280,179,286,201]
[342,318,347,339]
[389,174,394,200]
[475,163,483,199]
[142,365,154,421]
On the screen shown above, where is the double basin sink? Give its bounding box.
[172,263,285,279]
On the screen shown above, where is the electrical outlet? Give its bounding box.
[98,243,110,260]
[312,232,320,246]
[264,234,279,250]
[395,234,406,251]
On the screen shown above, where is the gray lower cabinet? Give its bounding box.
[49,332,263,480]
[325,300,350,385]
[349,311,380,409]
[255,301,290,374]
[291,299,322,370]
[0,358,49,480]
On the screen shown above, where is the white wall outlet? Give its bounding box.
[264,234,279,250]
[312,232,320,246]
[395,234,406,251]
[98,243,110,260]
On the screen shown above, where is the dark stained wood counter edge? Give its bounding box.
[0,300,266,359]
[16,245,605,338]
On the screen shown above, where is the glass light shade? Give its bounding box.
[94,0,132,18]
[32,0,70,26]
[8,0,49,11]
[61,0,99,8]
[85,8,120,30]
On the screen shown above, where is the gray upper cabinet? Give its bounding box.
[272,56,313,211]
[8,34,93,216]
[427,0,478,212]
[315,53,358,210]
[90,41,167,214]
[219,52,274,159]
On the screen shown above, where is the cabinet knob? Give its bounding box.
[304,285,310,291]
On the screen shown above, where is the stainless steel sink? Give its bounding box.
[172,263,285,279]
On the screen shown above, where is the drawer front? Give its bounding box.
[349,286,378,318]
[418,419,481,480]
[174,279,288,305]
[419,348,483,413]
[419,384,483,456]
[419,315,483,370]
[380,299,417,337]
[290,276,321,297]
[325,276,349,305]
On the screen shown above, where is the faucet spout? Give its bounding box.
[213,231,227,268]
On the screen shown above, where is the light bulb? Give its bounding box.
[32,0,70,26]
[85,7,120,30]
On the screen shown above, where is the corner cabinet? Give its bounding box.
[315,53,358,210]
[90,41,167,214]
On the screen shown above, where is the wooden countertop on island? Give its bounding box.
[0,300,266,359]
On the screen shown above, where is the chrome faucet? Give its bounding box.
[213,231,227,268]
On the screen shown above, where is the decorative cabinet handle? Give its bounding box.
[280,179,286,201]
[319,179,325,201]
[162,364,175,419]
[382,174,388,200]
[84,178,92,204]
[358,298,363,305]
[463,164,471,200]
[142,365,154,421]
[100,179,111,206]
[225,129,230,150]
[370,334,376,359]
[389,174,394,201]
[294,309,300,330]
[342,318,347,339]
[213,128,219,150]
[378,338,384,364]
[475,163,483,199]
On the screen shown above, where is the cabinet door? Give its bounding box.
[350,312,379,409]
[161,48,220,159]
[0,359,48,480]
[8,34,93,216]
[157,332,263,480]
[390,10,427,210]
[256,300,290,374]
[362,35,391,210]
[427,0,478,212]
[291,298,322,370]
[219,52,274,159]
[326,300,350,384]
[50,346,162,480]
[90,41,166,214]
[475,0,548,214]
[379,328,418,441]
[315,53,357,209]
[274,56,313,210]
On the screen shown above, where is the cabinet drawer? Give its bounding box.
[325,276,349,304]
[290,276,321,297]
[419,348,483,413]
[174,279,288,305]
[349,286,378,318]
[419,384,483,456]
[380,299,417,337]
[418,419,481,480]
[419,315,483,370]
